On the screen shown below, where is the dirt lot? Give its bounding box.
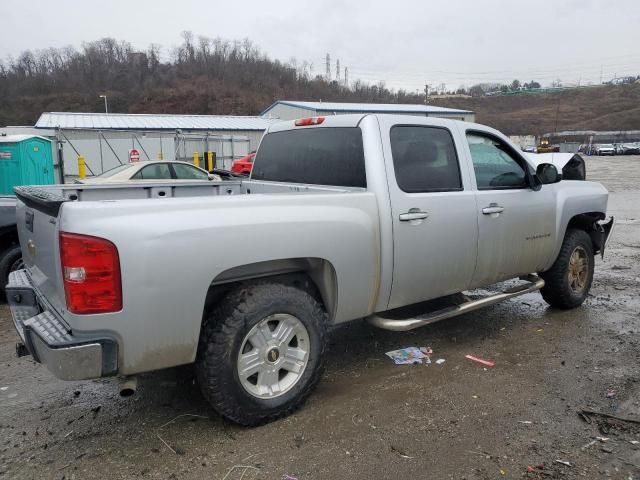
[1,156,639,480]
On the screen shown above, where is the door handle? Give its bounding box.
[399,211,429,221]
[482,205,505,215]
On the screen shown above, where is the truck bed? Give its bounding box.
[15,179,360,212]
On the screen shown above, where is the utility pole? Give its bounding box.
[325,54,331,81]
[336,59,340,82]
[344,67,348,87]
[424,84,429,105]
[600,65,603,84]
[99,94,108,113]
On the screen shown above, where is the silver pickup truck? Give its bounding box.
[6,114,613,425]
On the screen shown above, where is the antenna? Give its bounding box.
[336,59,340,82]
[344,67,348,86]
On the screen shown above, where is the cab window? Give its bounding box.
[466,133,527,189]
[390,126,462,192]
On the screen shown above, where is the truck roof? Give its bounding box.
[266,113,473,134]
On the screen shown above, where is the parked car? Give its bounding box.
[620,143,640,155]
[522,145,537,153]
[0,196,20,296]
[231,152,255,175]
[7,114,614,426]
[76,161,221,183]
[595,144,616,156]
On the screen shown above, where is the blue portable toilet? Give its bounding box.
[0,135,55,195]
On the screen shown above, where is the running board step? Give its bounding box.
[367,275,545,332]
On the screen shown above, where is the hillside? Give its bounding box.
[1,36,639,135]
[432,83,640,135]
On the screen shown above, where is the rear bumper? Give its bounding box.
[6,270,118,380]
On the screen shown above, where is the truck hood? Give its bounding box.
[525,152,575,170]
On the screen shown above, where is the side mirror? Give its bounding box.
[207,173,215,181]
[536,163,561,185]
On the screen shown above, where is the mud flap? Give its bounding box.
[595,216,615,259]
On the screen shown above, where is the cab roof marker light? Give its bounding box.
[295,117,325,126]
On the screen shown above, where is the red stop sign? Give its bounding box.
[129,149,140,163]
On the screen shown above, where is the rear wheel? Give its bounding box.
[0,245,23,296]
[196,280,327,426]
[540,228,594,309]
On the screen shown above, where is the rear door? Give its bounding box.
[379,117,478,309]
[462,129,557,287]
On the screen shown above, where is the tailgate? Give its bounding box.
[14,186,68,314]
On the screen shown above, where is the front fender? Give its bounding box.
[545,181,609,270]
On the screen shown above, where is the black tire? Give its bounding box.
[0,245,23,297]
[196,280,328,426]
[540,228,594,309]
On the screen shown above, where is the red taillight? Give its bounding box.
[294,116,325,126]
[60,232,122,314]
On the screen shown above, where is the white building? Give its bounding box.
[2,112,280,178]
[261,100,475,122]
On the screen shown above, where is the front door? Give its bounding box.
[381,119,478,310]
[464,131,557,287]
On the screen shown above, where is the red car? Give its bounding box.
[231,152,255,175]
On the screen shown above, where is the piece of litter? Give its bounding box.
[0,387,8,391]
[527,465,535,473]
[465,354,495,367]
[606,390,616,398]
[385,347,432,365]
[435,359,446,365]
[518,421,533,425]
[282,476,299,480]
[554,460,571,467]
[536,328,543,332]
[499,468,506,475]
[630,440,639,445]
[596,436,609,442]
[581,440,597,451]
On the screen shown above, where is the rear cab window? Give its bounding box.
[251,127,366,188]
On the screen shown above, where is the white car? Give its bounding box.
[595,144,616,156]
[77,161,221,184]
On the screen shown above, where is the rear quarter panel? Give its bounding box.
[59,192,380,374]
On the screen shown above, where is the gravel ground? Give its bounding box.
[1,156,639,480]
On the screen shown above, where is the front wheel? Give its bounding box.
[540,228,594,309]
[196,280,327,426]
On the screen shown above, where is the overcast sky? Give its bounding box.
[2,0,639,91]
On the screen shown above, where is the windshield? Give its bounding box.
[95,164,133,178]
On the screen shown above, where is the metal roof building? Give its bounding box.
[261,101,475,122]
[4,112,283,177]
[35,112,278,132]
